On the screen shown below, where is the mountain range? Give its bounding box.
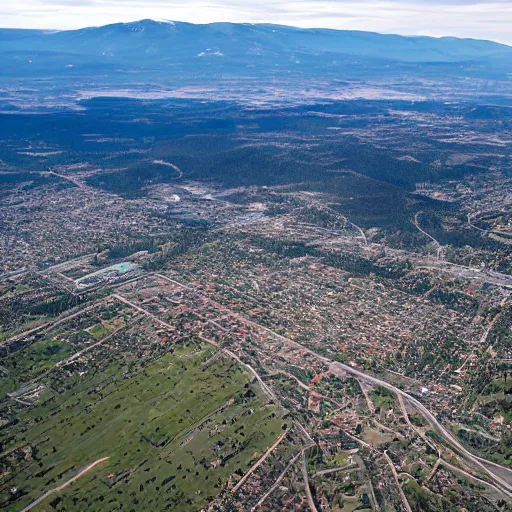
[1,19,511,105]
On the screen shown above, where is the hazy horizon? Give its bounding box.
[2,0,512,45]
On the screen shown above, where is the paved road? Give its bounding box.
[456,308,505,374]
[1,299,107,347]
[152,160,184,179]
[251,449,306,511]
[232,428,290,493]
[467,212,488,233]
[383,450,413,512]
[152,271,512,497]
[416,260,512,289]
[330,363,512,497]
[313,463,358,478]
[301,451,319,512]
[47,171,87,189]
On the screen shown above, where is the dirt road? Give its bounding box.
[21,457,109,512]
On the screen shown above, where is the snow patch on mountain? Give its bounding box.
[197,49,224,57]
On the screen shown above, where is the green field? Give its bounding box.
[0,344,284,511]
[0,338,75,397]
[86,323,111,340]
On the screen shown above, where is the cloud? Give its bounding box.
[2,0,512,45]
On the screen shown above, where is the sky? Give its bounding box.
[2,0,512,45]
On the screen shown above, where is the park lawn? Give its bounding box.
[0,338,75,397]
[86,322,110,340]
[1,344,284,511]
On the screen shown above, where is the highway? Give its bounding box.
[330,362,512,498]
[151,272,512,498]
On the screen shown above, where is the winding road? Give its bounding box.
[150,272,512,498]
[152,160,184,179]
[414,211,444,261]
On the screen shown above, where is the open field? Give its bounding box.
[0,336,284,511]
